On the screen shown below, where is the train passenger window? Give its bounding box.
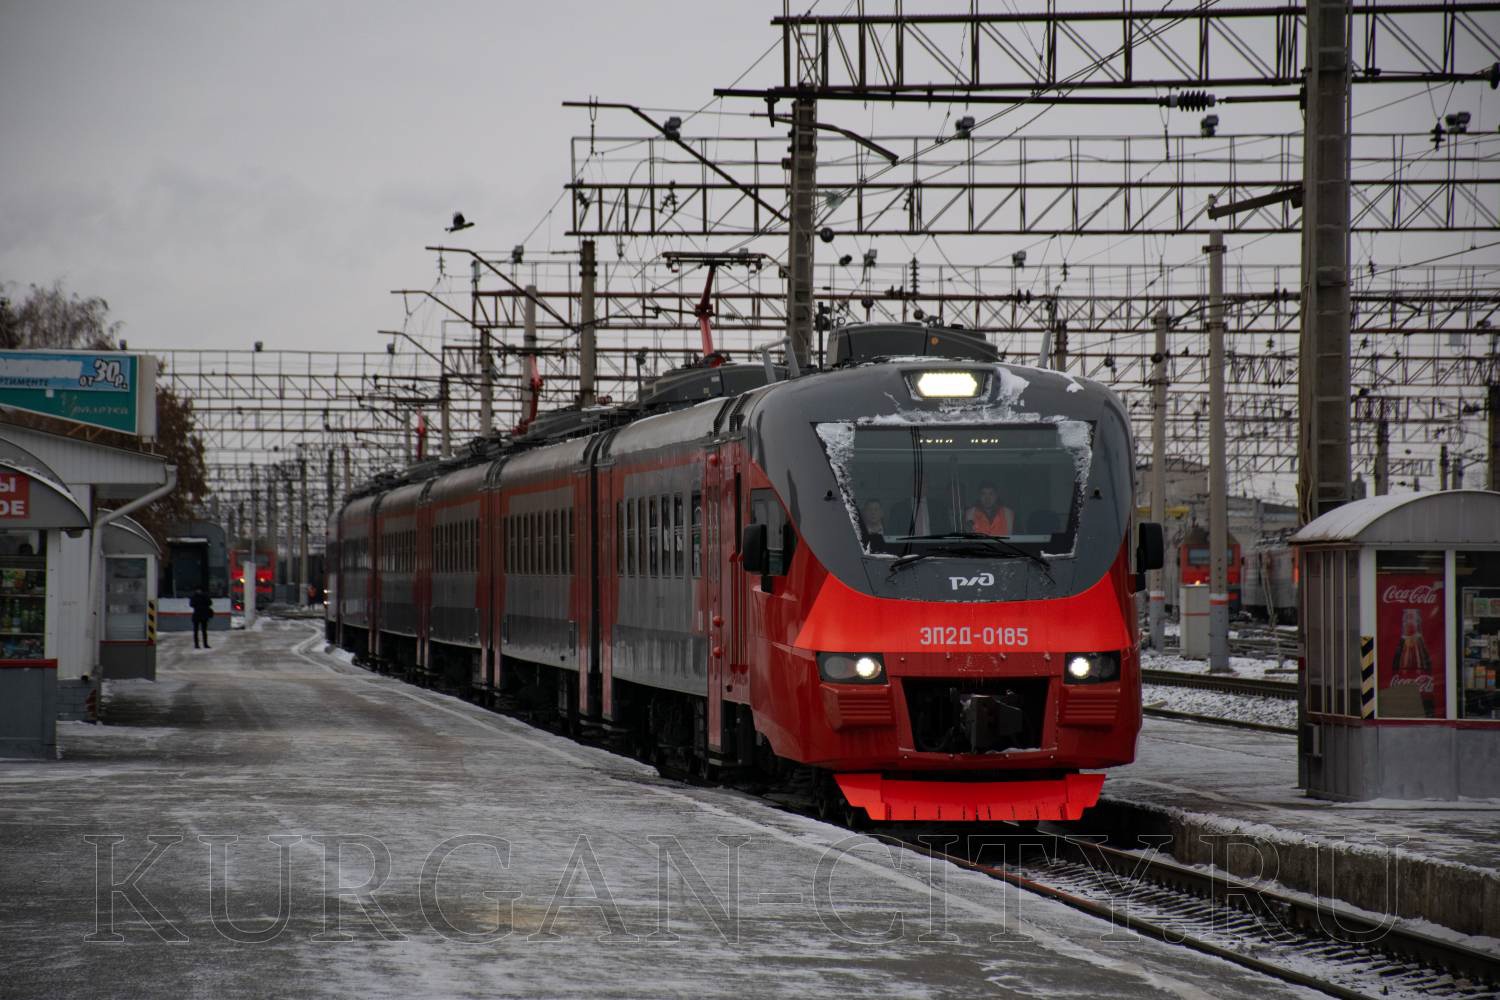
[661,494,673,577]
[549,510,559,576]
[637,497,645,576]
[615,502,623,575]
[567,508,574,574]
[750,489,790,576]
[673,495,685,576]
[625,500,635,576]
[552,509,561,575]
[537,512,546,575]
[648,497,659,577]
[691,492,702,577]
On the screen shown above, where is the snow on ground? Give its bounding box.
[1141,684,1298,730]
[0,621,1324,1000]
[1142,648,1297,679]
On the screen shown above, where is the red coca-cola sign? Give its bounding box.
[1381,583,1441,605]
[1376,570,1446,719]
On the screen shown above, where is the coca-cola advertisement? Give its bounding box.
[1376,570,1446,719]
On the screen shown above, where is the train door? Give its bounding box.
[704,449,726,753]
[705,445,746,756]
[595,464,616,720]
[576,465,599,719]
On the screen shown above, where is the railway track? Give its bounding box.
[1142,668,1298,699]
[1142,705,1297,735]
[896,833,1500,1000]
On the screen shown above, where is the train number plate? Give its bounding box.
[918,626,1030,648]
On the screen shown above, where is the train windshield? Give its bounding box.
[817,422,1091,558]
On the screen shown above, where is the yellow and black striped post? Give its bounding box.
[147,599,157,644]
[1359,635,1375,719]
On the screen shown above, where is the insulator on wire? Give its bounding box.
[1163,90,1216,112]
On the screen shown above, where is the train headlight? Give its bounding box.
[818,652,886,684]
[1063,652,1120,684]
[912,370,981,398]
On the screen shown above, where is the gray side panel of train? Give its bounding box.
[428,463,491,648]
[603,401,726,697]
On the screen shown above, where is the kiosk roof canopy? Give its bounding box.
[1291,490,1500,548]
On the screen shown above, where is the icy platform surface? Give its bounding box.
[0,621,1319,1000]
[1116,717,1500,877]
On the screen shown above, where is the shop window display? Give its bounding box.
[0,530,45,661]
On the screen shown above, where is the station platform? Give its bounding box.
[0,620,1321,1000]
[1100,717,1500,944]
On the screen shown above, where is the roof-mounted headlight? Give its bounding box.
[911,370,983,399]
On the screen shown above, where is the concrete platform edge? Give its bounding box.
[1088,796,1500,939]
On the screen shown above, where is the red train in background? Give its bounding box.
[1175,522,1241,612]
[229,548,275,611]
[326,323,1164,823]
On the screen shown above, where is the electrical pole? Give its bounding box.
[1050,319,1068,372]
[325,448,335,514]
[524,283,539,420]
[247,463,259,628]
[1440,444,1450,490]
[579,239,597,406]
[1149,311,1169,652]
[284,473,294,604]
[475,258,493,435]
[786,96,817,369]
[1374,416,1390,495]
[1489,384,1500,491]
[267,468,279,600]
[1297,0,1353,523]
[342,446,352,498]
[299,455,309,608]
[439,373,452,458]
[1207,230,1230,674]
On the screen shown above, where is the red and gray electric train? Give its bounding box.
[326,324,1164,822]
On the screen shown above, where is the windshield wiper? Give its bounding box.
[901,531,1053,575]
[886,551,932,577]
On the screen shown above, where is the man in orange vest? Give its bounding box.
[966,483,1013,536]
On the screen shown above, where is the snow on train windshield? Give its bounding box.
[817,422,1092,558]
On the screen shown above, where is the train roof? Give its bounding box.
[340,323,1075,503]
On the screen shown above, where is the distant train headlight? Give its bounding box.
[912,370,981,398]
[1064,652,1120,684]
[818,652,886,684]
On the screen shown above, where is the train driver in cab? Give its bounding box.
[966,482,1014,537]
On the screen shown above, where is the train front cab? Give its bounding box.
[734,362,1162,822]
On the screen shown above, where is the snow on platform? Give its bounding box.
[0,621,1318,1000]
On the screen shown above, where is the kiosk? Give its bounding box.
[101,516,159,680]
[0,458,89,757]
[1292,490,1500,800]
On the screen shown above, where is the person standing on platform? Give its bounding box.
[190,587,213,650]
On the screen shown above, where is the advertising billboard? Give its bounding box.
[0,350,157,437]
[1376,567,1446,719]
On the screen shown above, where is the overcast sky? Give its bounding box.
[1,1,777,352]
[3,1,1492,358]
